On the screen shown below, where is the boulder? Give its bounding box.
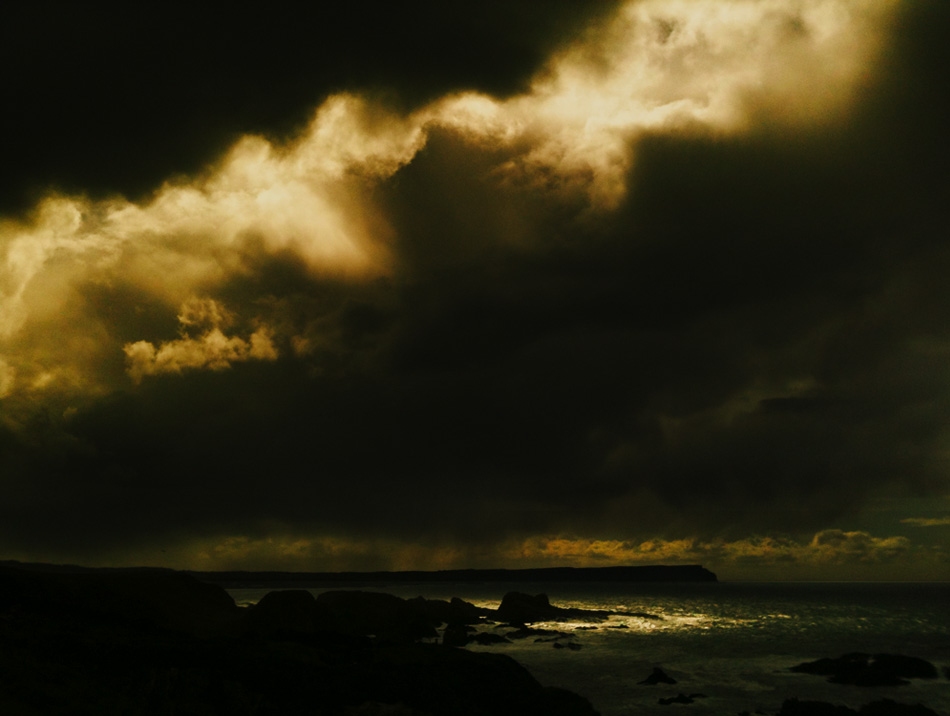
[406,595,488,627]
[791,653,938,686]
[639,667,677,685]
[780,698,857,716]
[779,698,940,716]
[495,590,657,624]
[316,590,438,643]
[442,622,475,647]
[496,592,557,624]
[245,589,320,636]
[506,625,567,640]
[860,699,940,716]
[658,693,705,706]
[469,632,511,646]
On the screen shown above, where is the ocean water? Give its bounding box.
[227,582,950,716]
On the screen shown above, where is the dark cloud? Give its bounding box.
[0,0,615,215]
[1,1,948,575]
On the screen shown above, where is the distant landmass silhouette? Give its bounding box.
[0,561,718,586]
[191,564,718,587]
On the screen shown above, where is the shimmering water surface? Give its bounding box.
[228,582,950,716]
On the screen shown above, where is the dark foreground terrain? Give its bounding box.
[1,565,944,716]
[0,565,598,715]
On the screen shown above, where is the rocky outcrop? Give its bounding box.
[496,591,561,623]
[0,563,239,635]
[639,667,677,685]
[495,590,659,624]
[0,566,600,715]
[790,653,939,686]
[658,693,706,705]
[779,698,940,716]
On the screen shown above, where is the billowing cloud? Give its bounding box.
[0,0,891,402]
[122,297,278,381]
[0,0,948,578]
[124,326,278,382]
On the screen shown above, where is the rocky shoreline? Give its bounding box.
[0,565,602,715]
[0,565,944,715]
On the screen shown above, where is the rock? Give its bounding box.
[245,588,320,635]
[506,625,567,640]
[860,699,940,716]
[468,632,511,646]
[0,565,600,715]
[495,590,654,624]
[368,643,599,715]
[868,655,938,680]
[658,693,705,705]
[497,592,557,624]
[779,699,940,716]
[790,653,938,687]
[316,590,438,643]
[442,622,475,647]
[779,698,857,716]
[0,564,238,636]
[406,595,489,627]
[552,641,582,651]
[345,702,431,715]
[639,667,677,685]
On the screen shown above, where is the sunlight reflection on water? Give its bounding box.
[227,582,950,716]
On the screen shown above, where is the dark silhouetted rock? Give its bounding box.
[495,590,657,624]
[442,622,475,647]
[779,698,940,716]
[469,631,511,645]
[868,655,938,680]
[552,641,582,651]
[779,698,858,716]
[316,590,438,643]
[0,565,600,715]
[860,699,940,716]
[497,592,557,623]
[367,643,599,716]
[406,595,490,627]
[0,563,238,635]
[245,588,321,635]
[506,625,567,640]
[443,623,511,647]
[791,653,938,686]
[658,693,705,705]
[639,667,677,685]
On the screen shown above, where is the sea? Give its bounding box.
[226,581,950,716]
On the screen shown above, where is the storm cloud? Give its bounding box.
[0,0,948,578]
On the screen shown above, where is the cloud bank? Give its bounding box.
[1,0,948,578]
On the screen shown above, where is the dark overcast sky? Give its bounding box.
[1,1,948,580]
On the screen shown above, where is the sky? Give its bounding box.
[1,0,948,580]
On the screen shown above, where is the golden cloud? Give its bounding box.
[507,530,912,569]
[0,0,894,402]
[124,299,278,382]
